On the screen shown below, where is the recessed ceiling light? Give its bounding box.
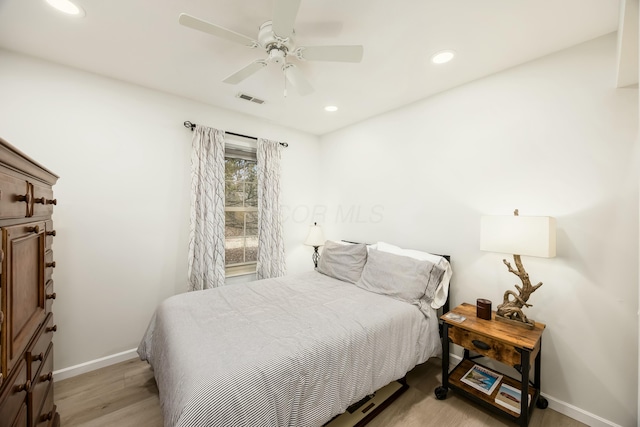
[431,50,455,64]
[324,105,338,112]
[45,0,85,16]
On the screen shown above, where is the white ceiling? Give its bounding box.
[0,0,626,135]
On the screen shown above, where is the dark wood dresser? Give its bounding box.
[0,138,59,427]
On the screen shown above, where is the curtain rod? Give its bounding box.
[183,121,289,147]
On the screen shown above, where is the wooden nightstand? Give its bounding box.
[435,303,547,426]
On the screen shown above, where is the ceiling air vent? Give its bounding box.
[236,93,265,105]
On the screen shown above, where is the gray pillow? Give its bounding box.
[316,241,368,283]
[355,248,445,317]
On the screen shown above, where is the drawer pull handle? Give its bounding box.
[40,411,54,422]
[15,379,31,393]
[46,325,58,333]
[41,372,53,382]
[46,199,57,205]
[46,230,57,237]
[472,339,490,351]
[27,225,40,234]
[16,193,31,204]
[34,197,46,204]
[46,292,57,300]
[33,352,44,362]
[46,261,56,268]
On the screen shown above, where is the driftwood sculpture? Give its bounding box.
[495,210,542,329]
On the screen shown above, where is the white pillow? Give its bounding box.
[355,248,445,318]
[317,240,368,284]
[376,242,452,309]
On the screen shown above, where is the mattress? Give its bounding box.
[138,271,442,427]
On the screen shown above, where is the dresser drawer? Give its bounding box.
[0,360,29,427]
[33,393,55,427]
[44,281,55,314]
[28,343,53,427]
[43,221,54,252]
[0,173,30,219]
[26,315,55,382]
[31,186,53,219]
[44,251,55,283]
[449,325,522,368]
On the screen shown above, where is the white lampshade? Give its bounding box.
[480,215,556,258]
[304,223,325,247]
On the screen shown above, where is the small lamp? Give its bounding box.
[304,222,325,268]
[480,209,556,328]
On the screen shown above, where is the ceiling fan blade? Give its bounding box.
[179,13,257,47]
[223,60,268,84]
[296,45,364,63]
[272,0,301,39]
[283,64,314,96]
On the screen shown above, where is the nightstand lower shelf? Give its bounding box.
[445,358,538,421]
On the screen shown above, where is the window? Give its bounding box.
[225,144,258,276]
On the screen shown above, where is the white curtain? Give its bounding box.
[256,138,286,279]
[188,125,226,291]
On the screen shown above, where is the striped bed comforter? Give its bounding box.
[137,271,442,427]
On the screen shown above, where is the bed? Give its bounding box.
[138,241,452,427]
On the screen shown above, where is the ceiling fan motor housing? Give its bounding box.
[259,21,294,64]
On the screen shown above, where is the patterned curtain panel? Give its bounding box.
[256,138,286,279]
[188,125,226,291]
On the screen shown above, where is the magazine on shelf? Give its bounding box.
[494,383,531,414]
[443,312,466,323]
[460,364,502,395]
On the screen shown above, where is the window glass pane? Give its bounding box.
[246,212,258,236]
[245,182,258,207]
[224,155,258,272]
[225,158,244,181]
[225,237,245,266]
[245,236,258,263]
[225,182,244,207]
[226,158,257,182]
[225,212,244,237]
[246,161,257,182]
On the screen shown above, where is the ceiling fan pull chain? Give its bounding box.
[284,65,288,98]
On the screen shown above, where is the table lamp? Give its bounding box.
[480,209,556,328]
[304,222,325,268]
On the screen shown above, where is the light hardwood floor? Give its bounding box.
[54,358,586,427]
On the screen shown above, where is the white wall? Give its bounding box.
[319,34,638,427]
[0,49,321,370]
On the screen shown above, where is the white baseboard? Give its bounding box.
[446,353,622,427]
[53,348,139,381]
[543,394,623,427]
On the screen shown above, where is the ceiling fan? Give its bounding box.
[178,0,364,96]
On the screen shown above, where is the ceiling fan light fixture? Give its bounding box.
[44,0,85,16]
[268,48,287,64]
[324,105,338,112]
[431,50,455,64]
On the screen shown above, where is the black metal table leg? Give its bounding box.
[520,350,530,427]
[435,322,449,400]
[535,338,548,409]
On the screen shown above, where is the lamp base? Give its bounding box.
[495,313,535,330]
